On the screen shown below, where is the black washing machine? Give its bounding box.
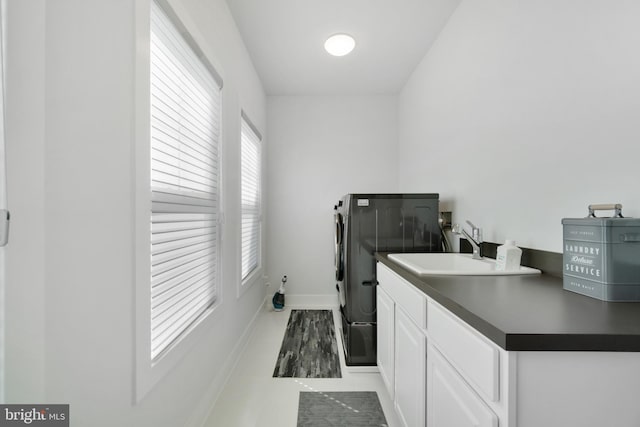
[334,194,441,366]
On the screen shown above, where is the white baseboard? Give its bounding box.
[185,303,263,427]
[264,293,340,309]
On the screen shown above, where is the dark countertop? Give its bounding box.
[376,253,640,351]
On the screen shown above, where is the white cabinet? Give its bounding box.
[377,263,427,427]
[427,300,507,426]
[376,286,395,399]
[428,300,500,403]
[377,262,426,328]
[427,344,498,427]
[377,262,507,427]
[379,259,640,427]
[395,307,426,427]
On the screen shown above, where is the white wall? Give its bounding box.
[4,0,266,426]
[266,96,398,300]
[398,0,640,252]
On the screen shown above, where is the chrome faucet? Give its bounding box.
[452,220,483,259]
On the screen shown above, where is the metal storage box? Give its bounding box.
[562,204,640,301]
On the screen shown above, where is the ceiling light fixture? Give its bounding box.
[324,34,356,57]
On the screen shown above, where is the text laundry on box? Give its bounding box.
[562,204,640,301]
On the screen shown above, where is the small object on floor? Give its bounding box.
[273,309,342,378]
[272,275,287,311]
[297,391,388,426]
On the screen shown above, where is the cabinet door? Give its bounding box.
[427,345,498,427]
[395,307,426,427]
[377,286,395,400]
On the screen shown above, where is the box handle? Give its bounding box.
[588,204,623,218]
[622,233,640,242]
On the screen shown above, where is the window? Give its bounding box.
[240,112,262,283]
[149,0,222,361]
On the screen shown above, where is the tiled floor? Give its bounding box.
[203,306,400,427]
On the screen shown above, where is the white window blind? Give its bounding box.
[240,113,262,281]
[150,0,222,360]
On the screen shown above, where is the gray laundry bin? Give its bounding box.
[562,204,640,301]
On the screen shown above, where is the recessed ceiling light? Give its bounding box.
[324,34,356,57]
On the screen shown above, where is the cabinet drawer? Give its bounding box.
[428,301,499,402]
[377,263,426,329]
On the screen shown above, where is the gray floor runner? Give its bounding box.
[297,391,388,426]
[273,309,342,378]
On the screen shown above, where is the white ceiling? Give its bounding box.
[225,0,461,95]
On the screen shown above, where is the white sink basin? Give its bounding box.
[387,253,541,276]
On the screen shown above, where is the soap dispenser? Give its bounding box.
[495,240,522,271]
